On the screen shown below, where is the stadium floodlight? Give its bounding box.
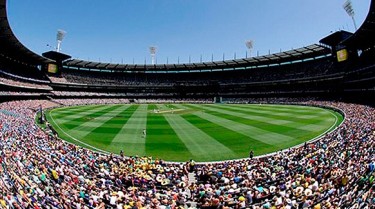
[343,0,358,31]
[245,40,254,58]
[56,29,67,52]
[149,46,157,65]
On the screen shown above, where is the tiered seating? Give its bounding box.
[0,98,374,208]
[54,58,340,87]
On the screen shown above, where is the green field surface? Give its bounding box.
[46,104,343,162]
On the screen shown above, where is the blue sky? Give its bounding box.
[7,0,370,64]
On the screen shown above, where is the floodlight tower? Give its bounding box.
[343,0,358,31]
[56,29,67,52]
[245,40,254,58]
[149,46,157,65]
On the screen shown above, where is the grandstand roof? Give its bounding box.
[64,44,330,72]
[0,0,51,65]
[42,51,71,62]
[319,31,354,47]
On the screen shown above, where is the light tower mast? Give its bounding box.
[149,46,157,64]
[343,0,358,31]
[245,40,254,58]
[56,29,67,52]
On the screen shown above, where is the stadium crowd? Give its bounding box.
[52,59,341,87]
[52,98,131,106]
[52,98,213,106]
[0,91,46,96]
[0,76,52,90]
[0,69,51,90]
[51,92,129,97]
[0,98,374,209]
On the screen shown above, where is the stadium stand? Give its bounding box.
[1,99,375,209]
[1,0,375,208]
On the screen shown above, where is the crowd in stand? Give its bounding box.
[53,98,131,106]
[0,67,52,90]
[51,91,128,97]
[52,98,213,106]
[135,99,212,104]
[0,70,50,84]
[0,76,52,90]
[0,98,374,209]
[50,58,343,87]
[223,98,316,104]
[51,92,178,98]
[0,91,47,96]
[54,71,175,87]
[48,76,68,84]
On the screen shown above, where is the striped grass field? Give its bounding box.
[46,104,343,162]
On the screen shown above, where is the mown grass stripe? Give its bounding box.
[224,104,335,132]
[145,105,191,161]
[185,104,332,147]
[54,104,117,122]
[52,104,106,113]
[160,104,236,161]
[209,105,294,125]
[68,105,131,135]
[192,104,293,126]
[57,105,122,130]
[222,104,324,120]
[110,104,148,156]
[77,105,139,151]
[175,104,294,146]
[56,106,134,126]
[238,104,331,116]
[201,104,333,133]
[187,104,301,138]
[52,105,109,119]
[168,107,278,158]
[53,108,95,115]
[233,104,323,114]
[217,104,332,128]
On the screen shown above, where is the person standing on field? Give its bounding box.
[143,129,146,138]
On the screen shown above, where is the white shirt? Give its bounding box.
[110,196,117,205]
